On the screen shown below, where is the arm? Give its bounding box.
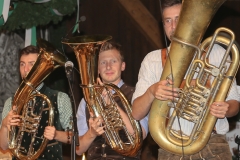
[225,100,239,117]
[0,110,20,150]
[117,106,146,139]
[117,106,134,135]
[77,130,98,155]
[0,119,9,150]
[76,110,147,155]
[0,105,20,150]
[44,126,72,144]
[97,78,145,136]
[76,112,147,155]
[132,80,179,120]
[210,100,239,118]
[209,45,240,118]
[132,85,156,120]
[131,51,178,120]
[76,114,104,155]
[76,99,101,155]
[52,92,73,143]
[0,98,20,150]
[44,115,103,146]
[76,92,147,155]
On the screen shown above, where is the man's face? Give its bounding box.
[19,53,38,79]
[98,49,125,85]
[163,4,182,41]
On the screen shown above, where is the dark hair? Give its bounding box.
[19,45,39,58]
[162,0,182,11]
[100,41,124,62]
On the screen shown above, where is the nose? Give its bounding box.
[106,61,111,70]
[24,64,31,75]
[171,20,177,29]
[173,17,179,29]
[24,65,30,72]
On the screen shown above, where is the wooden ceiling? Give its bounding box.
[117,0,162,48]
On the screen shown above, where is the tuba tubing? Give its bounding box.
[149,28,239,155]
[148,0,238,155]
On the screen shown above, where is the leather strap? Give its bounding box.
[161,48,167,67]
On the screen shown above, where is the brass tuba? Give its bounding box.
[62,35,143,156]
[149,0,239,155]
[9,39,67,160]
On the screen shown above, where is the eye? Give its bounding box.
[111,59,117,63]
[100,61,106,65]
[29,62,35,66]
[109,59,118,65]
[20,62,25,67]
[164,18,172,24]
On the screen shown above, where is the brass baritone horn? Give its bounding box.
[149,0,239,155]
[62,35,143,156]
[9,39,67,160]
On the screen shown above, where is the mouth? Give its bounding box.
[104,71,114,76]
[105,73,113,76]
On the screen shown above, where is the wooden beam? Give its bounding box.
[117,0,163,48]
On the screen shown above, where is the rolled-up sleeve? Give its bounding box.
[58,92,73,130]
[76,98,89,136]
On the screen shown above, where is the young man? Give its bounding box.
[0,45,73,160]
[132,0,239,159]
[76,41,148,160]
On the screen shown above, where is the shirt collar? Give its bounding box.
[109,80,124,94]
[117,79,124,88]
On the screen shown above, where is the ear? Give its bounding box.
[121,62,126,71]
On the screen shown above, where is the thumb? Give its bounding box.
[97,78,103,86]
[89,112,95,118]
[12,105,17,112]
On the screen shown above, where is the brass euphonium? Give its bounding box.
[9,39,67,160]
[62,35,143,156]
[149,0,239,155]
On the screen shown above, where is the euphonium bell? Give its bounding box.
[62,35,143,156]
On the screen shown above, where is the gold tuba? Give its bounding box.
[62,35,143,156]
[149,0,239,155]
[9,39,67,160]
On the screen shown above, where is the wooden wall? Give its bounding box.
[67,0,240,87]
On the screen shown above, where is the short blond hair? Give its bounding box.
[100,41,124,62]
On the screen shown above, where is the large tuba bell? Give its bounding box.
[9,39,67,160]
[62,35,143,156]
[149,0,239,155]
